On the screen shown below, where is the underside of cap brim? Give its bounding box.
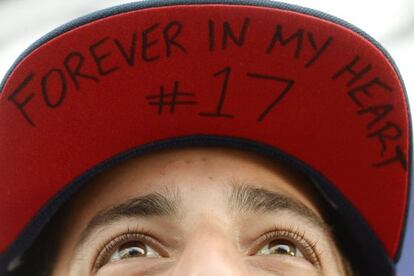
[0,0,410,275]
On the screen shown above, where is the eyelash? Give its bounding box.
[253,226,321,267]
[93,226,321,271]
[93,227,165,271]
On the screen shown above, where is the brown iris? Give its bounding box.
[114,241,147,260]
[268,240,297,256]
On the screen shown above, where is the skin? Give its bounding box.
[51,147,348,275]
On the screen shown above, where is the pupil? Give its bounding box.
[270,240,296,256]
[128,248,142,256]
[119,241,146,258]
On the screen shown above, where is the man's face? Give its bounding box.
[51,148,348,275]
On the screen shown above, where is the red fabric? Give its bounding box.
[0,4,409,259]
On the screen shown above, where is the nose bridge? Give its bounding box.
[169,225,251,276]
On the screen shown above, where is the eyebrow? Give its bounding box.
[77,183,327,247]
[78,192,178,245]
[228,184,327,230]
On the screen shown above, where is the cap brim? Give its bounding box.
[0,0,410,274]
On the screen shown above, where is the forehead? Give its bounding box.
[67,147,321,219]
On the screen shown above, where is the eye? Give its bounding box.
[252,229,319,266]
[256,239,304,257]
[109,240,160,261]
[94,232,164,270]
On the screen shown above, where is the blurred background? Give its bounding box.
[0,0,413,274]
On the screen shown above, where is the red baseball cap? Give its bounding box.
[0,1,410,275]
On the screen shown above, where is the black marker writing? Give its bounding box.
[163,21,187,57]
[267,25,304,58]
[247,72,295,122]
[8,73,36,126]
[142,23,161,62]
[89,37,120,76]
[367,121,402,155]
[305,33,333,68]
[373,145,407,171]
[146,81,197,114]
[357,104,394,130]
[113,32,138,67]
[348,77,392,108]
[332,55,407,170]
[41,68,67,108]
[266,25,333,68]
[199,67,234,118]
[142,21,188,62]
[208,18,250,51]
[331,56,372,86]
[64,52,100,91]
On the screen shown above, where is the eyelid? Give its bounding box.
[93,228,168,272]
[249,226,321,267]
